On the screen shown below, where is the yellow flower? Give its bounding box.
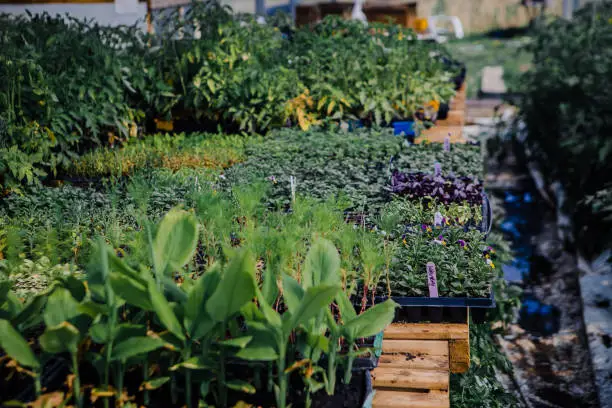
[426,226,432,233]
[402,239,407,246]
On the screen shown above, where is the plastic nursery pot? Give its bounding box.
[310,369,375,408]
[391,121,416,142]
[437,102,450,120]
[347,119,365,132]
[320,331,384,372]
[375,292,496,324]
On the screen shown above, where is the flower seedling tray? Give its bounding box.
[375,292,496,324]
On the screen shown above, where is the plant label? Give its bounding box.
[444,135,451,152]
[426,262,439,297]
[434,162,441,176]
[434,211,443,227]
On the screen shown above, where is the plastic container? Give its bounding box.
[375,292,496,324]
[320,331,384,371]
[392,121,416,142]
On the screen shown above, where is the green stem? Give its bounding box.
[343,351,355,385]
[34,370,41,398]
[143,359,150,406]
[115,361,124,405]
[72,352,82,408]
[277,346,287,408]
[326,336,338,395]
[184,344,193,408]
[218,321,227,408]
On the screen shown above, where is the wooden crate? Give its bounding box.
[416,83,468,144]
[371,319,470,408]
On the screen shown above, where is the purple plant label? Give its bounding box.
[426,262,439,297]
[434,211,443,227]
[434,162,441,176]
[444,136,450,152]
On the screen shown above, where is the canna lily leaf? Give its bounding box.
[281,275,304,314]
[40,322,80,354]
[287,284,340,333]
[206,250,256,322]
[111,336,165,360]
[0,319,39,369]
[185,263,221,339]
[148,283,185,341]
[226,380,256,394]
[43,288,80,327]
[109,272,153,311]
[302,238,341,289]
[343,300,397,340]
[219,336,253,348]
[140,376,171,391]
[153,208,199,276]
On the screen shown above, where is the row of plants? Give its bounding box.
[0,207,397,408]
[0,123,519,406]
[516,0,612,257]
[0,3,462,191]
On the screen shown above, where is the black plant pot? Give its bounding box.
[437,102,450,120]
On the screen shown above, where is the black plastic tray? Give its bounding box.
[373,292,496,324]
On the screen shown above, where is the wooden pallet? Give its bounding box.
[416,84,468,144]
[371,321,470,408]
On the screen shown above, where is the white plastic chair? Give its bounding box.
[427,15,465,40]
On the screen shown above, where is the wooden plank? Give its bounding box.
[416,126,464,144]
[378,353,449,370]
[384,323,468,341]
[449,339,470,374]
[372,389,449,408]
[435,110,465,126]
[382,340,449,356]
[371,368,449,390]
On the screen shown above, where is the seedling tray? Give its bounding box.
[374,292,496,324]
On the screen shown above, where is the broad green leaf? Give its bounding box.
[219,336,252,348]
[149,283,185,341]
[153,208,198,275]
[226,380,256,394]
[109,272,153,311]
[343,300,397,339]
[335,291,357,322]
[114,323,147,344]
[282,275,303,314]
[0,319,39,368]
[12,295,47,330]
[235,336,278,361]
[40,322,80,354]
[140,377,170,391]
[255,288,282,328]
[112,336,165,360]
[90,322,110,343]
[288,285,340,333]
[206,250,256,322]
[170,356,210,371]
[185,264,221,339]
[43,288,80,327]
[302,239,341,289]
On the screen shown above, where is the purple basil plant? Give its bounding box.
[390,170,483,205]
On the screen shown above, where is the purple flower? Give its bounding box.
[457,239,466,248]
[438,235,444,241]
[421,224,427,231]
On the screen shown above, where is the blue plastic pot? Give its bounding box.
[392,121,416,139]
